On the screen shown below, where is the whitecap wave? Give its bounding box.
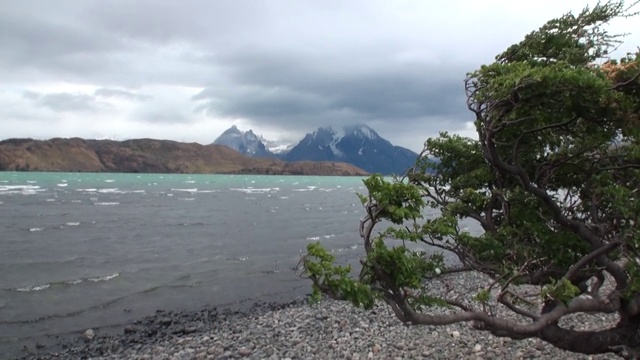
[8,273,120,292]
[230,187,273,194]
[305,234,336,241]
[65,222,80,226]
[227,256,249,261]
[13,284,50,292]
[171,188,198,192]
[0,185,43,195]
[88,273,119,282]
[29,227,44,232]
[104,179,116,183]
[97,188,119,193]
[56,183,68,187]
[93,202,120,206]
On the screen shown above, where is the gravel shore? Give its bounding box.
[17,272,619,360]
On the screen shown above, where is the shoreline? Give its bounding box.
[12,272,619,360]
[5,286,311,360]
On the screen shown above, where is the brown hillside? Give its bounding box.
[0,138,367,176]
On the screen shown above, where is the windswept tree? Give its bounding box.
[301,1,640,358]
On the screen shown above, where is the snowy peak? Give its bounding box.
[284,124,418,174]
[219,125,242,136]
[259,135,294,155]
[213,126,273,158]
[344,124,380,141]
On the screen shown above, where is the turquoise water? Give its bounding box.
[0,172,373,355]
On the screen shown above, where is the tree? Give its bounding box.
[300,1,640,358]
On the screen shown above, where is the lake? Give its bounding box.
[0,172,466,357]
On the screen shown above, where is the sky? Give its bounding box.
[1,0,638,152]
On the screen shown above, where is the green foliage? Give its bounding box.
[475,289,491,304]
[302,2,640,354]
[542,278,581,305]
[359,174,424,224]
[303,242,377,308]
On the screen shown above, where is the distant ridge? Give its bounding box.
[213,124,420,175]
[284,124,419,175]
[212,125,275,158]
[0,138,367,176]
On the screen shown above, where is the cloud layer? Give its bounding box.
[1,0,637,151]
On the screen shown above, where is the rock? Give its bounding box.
[372,344,382,353]
[124,325,138,334]
[451,331,461,339]
[83,329,95,341]
[237,348,252,357]
[172,325,186,334]
[473,344,482,352]
[159,317,173,326]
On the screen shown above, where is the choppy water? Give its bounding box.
[0,172,471,357]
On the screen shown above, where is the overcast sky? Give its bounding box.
[1,0,638,152]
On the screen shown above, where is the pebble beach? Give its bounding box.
[17,272,619,360]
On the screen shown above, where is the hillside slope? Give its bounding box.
[0,138,367,176]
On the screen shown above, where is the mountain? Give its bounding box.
[284,124,419,175]
[0,138,367,176]
[259,135,294,155]
[212,125,274,158]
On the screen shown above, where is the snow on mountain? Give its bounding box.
[212,123,422,174]
[212,125,274,158]
[284,124,419,174]
[258,135,294,155]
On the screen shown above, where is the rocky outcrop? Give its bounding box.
[0,138,367,176]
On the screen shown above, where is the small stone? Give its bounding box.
[83,329,95,341]
[372,344,382,353]
[368,352,374,359]
[123,325,138,334]
[159,317,172,326]
[393,342,405,350]
[451,331,461,339]
[237,348,251,357]
[473,344,482,352]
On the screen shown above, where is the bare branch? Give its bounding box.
[498,290,539,320]
[565,241,623,281]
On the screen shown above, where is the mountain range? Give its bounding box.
[213,124,419,175]
[0,138,366,176]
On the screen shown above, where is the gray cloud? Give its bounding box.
[192,50,470,134]
[95,88,152,102]
[23,91,105,112]
[1,0,637,150]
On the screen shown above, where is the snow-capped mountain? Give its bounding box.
[212,125,274,158]
[284,124,419,175]
[258,135,295,155]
